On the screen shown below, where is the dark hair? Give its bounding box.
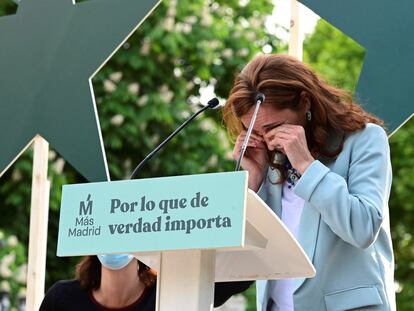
[223,53,384,183]
[76,256,157,290]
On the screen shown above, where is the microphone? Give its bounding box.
[130,98,220,179]
[235,93,265,171]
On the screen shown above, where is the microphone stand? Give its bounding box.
[235,93,265,171]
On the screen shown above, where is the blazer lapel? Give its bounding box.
[294,132,345,292]
[265,151,332,294]
[266,171,321,295]
[266,166,282,218]
[256,280,271,311]
[293,202,321,293]
[292,132,341,293]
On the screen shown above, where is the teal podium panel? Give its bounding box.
[57,172,248,256]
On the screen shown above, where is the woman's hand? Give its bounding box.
[264,124,315,174]
[233,131,268,191]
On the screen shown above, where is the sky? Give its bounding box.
[268,0,320,41]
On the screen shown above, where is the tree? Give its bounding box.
[304,18,414,311]
[304,19,365,92]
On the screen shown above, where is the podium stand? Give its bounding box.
[57,171,315,310]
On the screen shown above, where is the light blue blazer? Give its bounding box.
[256,123,396,311]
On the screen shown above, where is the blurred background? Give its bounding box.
[0,0,413,310]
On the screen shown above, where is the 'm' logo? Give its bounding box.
[79,194,93,215]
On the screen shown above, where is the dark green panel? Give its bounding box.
[0,0,160,182]
[299,0,414,132]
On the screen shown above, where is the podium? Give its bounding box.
[57,171,315,310]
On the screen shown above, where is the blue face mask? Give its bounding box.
[97,254,134,270]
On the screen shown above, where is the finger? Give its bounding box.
[255,142,268,150]
[274,132,292,141]
[237,133,246,140]
[279,124,302,129]
[250,133,264,141]
[245,141,258,149]
[264,127,289,140]
[266,136,288,151]
[276,128,290,135]
[238,131,263,141]
[265,138,278,151]
[234,141,259,155]
[264,135,273,145]
[264,131,287,145]
[236,131,247,140]
[236,134,262,146]
[264,128,281,142]
[246,135,263,144]
[235,135,247,146]
[277,124,304,136]
[237,133,258,143]
[264,128,297,139]
[246,140,267,151]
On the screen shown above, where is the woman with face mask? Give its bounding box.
[223,54,395,311]
[40,254,252,310]
[40,254,155,310]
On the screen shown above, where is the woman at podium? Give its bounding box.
[224,54,395,311]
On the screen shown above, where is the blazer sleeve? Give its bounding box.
[293,124,392,249]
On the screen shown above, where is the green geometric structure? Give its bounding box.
[0,0,160,182]
[299,0,414,134]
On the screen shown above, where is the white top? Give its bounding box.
[270,181,305,311]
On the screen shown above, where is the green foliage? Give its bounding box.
[388,122,414,310]
[244,284,257,311]
[0,1,16,16]
[303,19,365,92]
[305,18,414,311]
[0,230,27,307]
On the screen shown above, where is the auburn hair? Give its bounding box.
[76,256,157,290]
[223,54,384,183]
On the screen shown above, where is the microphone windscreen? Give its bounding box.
[255,93,265,104]
[207,97,220,109]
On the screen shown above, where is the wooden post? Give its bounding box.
[26,135,50,311]
[289,0,303,61]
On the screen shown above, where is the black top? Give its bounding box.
[39,279,253,310]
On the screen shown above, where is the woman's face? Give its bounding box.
[240,104,308,153]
